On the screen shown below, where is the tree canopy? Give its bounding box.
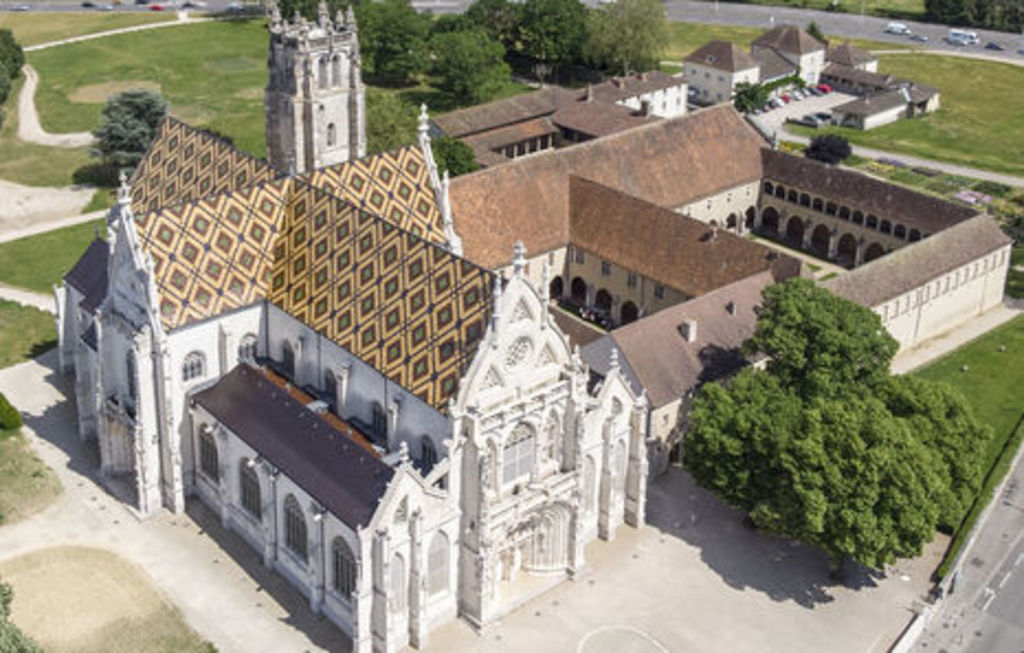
[517,0,587,73]
[733,81,768,113]
[356,0,430,86]
[805,134,852,165]
[925,0,1022,32]
[432,135,480,177]
[91,90,169,174]
[0,581,42,653]
[430,29,511,106]
[365,87,417,154]
[0,29,24,81]
[464,0,521,49]
[585,0,668,75]
[683,279,991,570]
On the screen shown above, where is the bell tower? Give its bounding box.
[264,0,366,174]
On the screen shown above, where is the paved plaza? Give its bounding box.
[0,350,943,653]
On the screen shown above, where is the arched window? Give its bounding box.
[238,334,258,362]
[774,185,785,199]
[879,220,892,234]
[893,223,906,239]
[787,189,798,203]
[839,206,851,221]
[427,531,449,595]
[332,55,342,87]
[125,350,137,404]
[240,459,261,520]
[389,553,406,612]
[332,537,357,599]
[421,436,437,470]
[866,215,879,230]
[183,351,205,382]
[503,423,534,485]
[763,181,774,194]
[318,57,328,89]
[372,402,387,441]
[326,123,337,147]
[199,428,219,481]
[324,369,337,411]
[284,494,308,562]
[799,193,811,207]
[812,197,823,212]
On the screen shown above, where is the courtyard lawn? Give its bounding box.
[791,54,1024,178]
[0,78,93,187]
[0,428,61,525]
[0,300,56,369]
[0,11,175,47]
[0,547,214,653]
[914,314,1024,576]
[664,22,900,61]
[29,18,270,157]
[0,219,104,294]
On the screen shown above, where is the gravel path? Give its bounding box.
[0,284,55,313]
[17,65,94,148]
[0,179,94,234]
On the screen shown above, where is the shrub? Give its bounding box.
[0,393,21,431]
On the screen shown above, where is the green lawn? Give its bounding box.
[0,11,175,47]
[792,54,1024,178]
[664,21,901,61]
[690,0,924,19]
[0,428,61,525]
[0,300,57,370]
[0,78,93,187]
[29,18,270,157]
[0,219,104,294]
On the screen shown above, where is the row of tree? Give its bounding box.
[924,0,1023,33]
[682,279,991,571]
[0,29,26,129]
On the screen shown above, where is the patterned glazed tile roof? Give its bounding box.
[299,146,447,244]
[130,117,278,216]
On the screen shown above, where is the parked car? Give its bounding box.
[910,34,929,42]
[149,3,164,9]
[816,83,833,93]
[985,41,1005,51]
[183,0,208,6]
[885,22,911,35]
[226,1,244,12]
[807,87,823,96]
[780,94,791,103]
[769,98,783,109]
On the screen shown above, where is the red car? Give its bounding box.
[780,94,791,103]
[149,3,165,9]
[816,83,833,93]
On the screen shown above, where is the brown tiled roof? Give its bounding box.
[761,149,977,233]
[752,47,797,81]
[684,40,759,72]
[193,364,394,528]
[450,105,769,268]
[590,71,685,102]
[569,176,792,297]
[64,237,109,312]
[462,116,557,153]
[583,270,777,407]
[752,25,825,55]
[552,101,658,138]
[823,214,1010,307]
[834,89,907,116]
[827,42,876,67]
[821,63,899,89]
[548,306,606,350]
[432,87,581,138]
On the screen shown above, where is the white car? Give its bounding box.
[885,22,911,35]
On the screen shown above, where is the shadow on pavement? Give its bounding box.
[646,467,883,608]
[185,500,353,653]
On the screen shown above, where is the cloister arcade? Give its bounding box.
[754,180,928,268]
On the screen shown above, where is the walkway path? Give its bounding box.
[0,209,104,244]
[23,12,213,53]
[17,65,93,148]
[0,179,94,232]
[0,284,54,313]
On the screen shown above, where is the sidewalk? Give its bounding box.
[891,301,1023,374]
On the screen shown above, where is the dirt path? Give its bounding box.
[0,179,93,234]
[22,13,213,53]
[0,284,55,314]
[17,65,94,148]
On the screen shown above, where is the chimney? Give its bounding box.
[679,319,698,343]
[585,84,593,103]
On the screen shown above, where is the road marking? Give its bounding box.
[1015,553,1023,567]
[982,589,996,612]
[999,571,1012,588]
[576,625,670,653]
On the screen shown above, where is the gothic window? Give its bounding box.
[238,334,258,362]
[389,553,406,612]
[125,350,137,405]
[182,351,205,383]
[421,435,437,470]
[318,57,329,89]
[240,460,261,520]
[504,337,533,370]
[332,537,357,598]
[332,55,342,87]
[372,402,387,441]
[199,429,219,482]
[284,494,308,562]
[327,123,337,147]
[427,531,449,595]
[503,423,535,485]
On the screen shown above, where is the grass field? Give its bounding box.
[663,21,901,60]
[0,428,61,525]
[0,219,104,293]
[0,547,214,653]
[0,11,175,47]
[792,54,1024,178]
[0,78,93,187]
[29,18,270,156]
[691,0,924,19]
[0,300,57,369]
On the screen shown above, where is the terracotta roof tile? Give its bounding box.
[834,89,908,115]
[827,42,877,67]
[589,71,685,102]
[752,47,797,80]
[432,87,581,138]
[752,24,826,55]
[684,40,759,72]
[552,101,658,138]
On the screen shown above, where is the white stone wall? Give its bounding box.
[861,103,907,130]
[615,81,689,118]
[684,62,759,104]
[675,181,760,229]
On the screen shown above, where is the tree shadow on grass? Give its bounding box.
[646,468,884,608]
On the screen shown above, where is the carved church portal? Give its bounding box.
[499,503,571,585]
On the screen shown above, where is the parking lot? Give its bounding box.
[755,90,859,132]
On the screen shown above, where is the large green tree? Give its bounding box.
[432,135,479,177]
[0,29,24,81]
[585,0,668,75]
[683,279,990,570]
[356,0,429,87]
[517,0,587,76]
[91,90,169,174]
[464,0,521,49]
[430,29,511,106]
[365,88,417,154]
[733,81,768,113]
[0,63,10,107]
